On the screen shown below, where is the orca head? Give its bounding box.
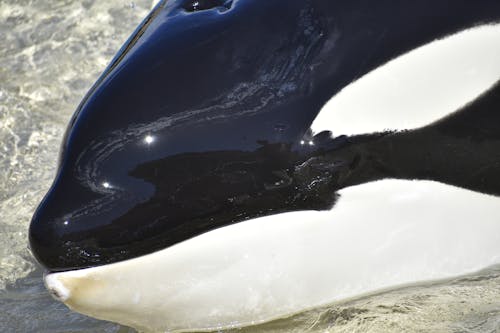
[29,0,500,274]
[29,0,339,272]
[28,1,500,332]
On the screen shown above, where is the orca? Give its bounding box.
[29,0,500,332]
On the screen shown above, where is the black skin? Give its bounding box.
[29,0,500,271]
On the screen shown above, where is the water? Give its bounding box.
[227,265,500,333]
[0,1,498,332]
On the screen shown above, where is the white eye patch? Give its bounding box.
[312,24,500,136]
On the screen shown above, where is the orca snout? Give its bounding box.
[28,174,148,272]
[29,183,73,272]
[28,183,96,272]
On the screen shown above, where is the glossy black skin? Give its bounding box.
[30,0,500,272]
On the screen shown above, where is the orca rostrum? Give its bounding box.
[29,1,500,332]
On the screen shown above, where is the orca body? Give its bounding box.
[29,1,500,331]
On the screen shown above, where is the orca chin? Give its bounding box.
[43,180,500,333]
[28,0,500,331]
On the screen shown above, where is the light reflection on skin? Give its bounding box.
[144,135,155,145]
[73,62,295,194]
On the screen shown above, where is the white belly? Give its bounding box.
[45,179,500,332]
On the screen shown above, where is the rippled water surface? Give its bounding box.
[0,1,499,332]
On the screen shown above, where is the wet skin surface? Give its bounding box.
[29,0,500,271]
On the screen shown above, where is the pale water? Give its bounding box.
[0,1,499,332]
